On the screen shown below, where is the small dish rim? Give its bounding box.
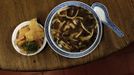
[12,21,46,56]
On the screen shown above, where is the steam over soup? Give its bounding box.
[51,6,98,52]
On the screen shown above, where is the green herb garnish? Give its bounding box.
[22,41,39,53]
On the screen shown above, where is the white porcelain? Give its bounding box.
[45,1,103,58]
[12,21,46,56]
[91,2,124,37]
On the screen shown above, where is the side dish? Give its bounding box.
[16,19,44,54]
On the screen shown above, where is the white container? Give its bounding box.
[12,21,47,56]
[45,1,103,58]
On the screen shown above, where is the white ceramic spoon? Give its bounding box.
[91,2,124,37]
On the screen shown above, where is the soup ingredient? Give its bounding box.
[51,6,98,52]
[16,18,44,53]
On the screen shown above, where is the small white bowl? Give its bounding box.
[12,21,46,56]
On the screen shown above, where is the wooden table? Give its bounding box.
[0,0,134,71]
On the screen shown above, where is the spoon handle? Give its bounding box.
[104,19,124,37]
[91,2,124,38]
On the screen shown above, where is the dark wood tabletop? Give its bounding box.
[0,0,134,71]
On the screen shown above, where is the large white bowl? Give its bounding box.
[45,1,103,58]
[12,21,46,56]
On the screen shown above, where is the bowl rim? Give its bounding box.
[12,21,47,56]
[45,1,103,58]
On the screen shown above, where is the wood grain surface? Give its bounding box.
[0,0,134,71]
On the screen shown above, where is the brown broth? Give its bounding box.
[51,6,98,52]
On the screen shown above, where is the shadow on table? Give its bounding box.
[0,42,134,75]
